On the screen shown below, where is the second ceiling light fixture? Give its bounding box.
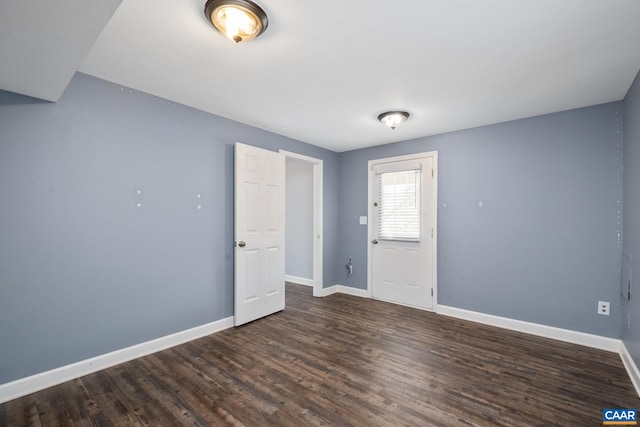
[378,111,410,130]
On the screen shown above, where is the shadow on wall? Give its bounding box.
[0,89,52,105]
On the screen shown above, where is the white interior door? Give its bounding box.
[235,143,285,326]
[370,153,437,309]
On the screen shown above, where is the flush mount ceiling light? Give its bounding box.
[204,0,268,44]
[378,111,410,130]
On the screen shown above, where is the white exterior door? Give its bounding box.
[370,153,437,310]
[234,143,285,326]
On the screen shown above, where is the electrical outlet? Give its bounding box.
[598,301,610,316]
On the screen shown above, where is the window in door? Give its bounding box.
[378,169,421,241]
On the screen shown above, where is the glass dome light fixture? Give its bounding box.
[378,111,410,130]
[204,0,268,44]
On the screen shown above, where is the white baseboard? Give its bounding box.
[335,285,369,298]
[285,275,314,287]
[620,342,640,397]
[319,284,339,296]
[436,305,620,352]
[0,316,234,404]
[319,284,368,298]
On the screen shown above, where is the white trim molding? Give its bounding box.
[319,284,339,296]
[319,284,368,298]
[336,285,369,298]
[285,275,314,287]
[0,317,234,404]
[436,305,620,352]
[620,342,640,397]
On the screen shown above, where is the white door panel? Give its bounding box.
[235,143,285,326]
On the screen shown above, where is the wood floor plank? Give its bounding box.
[2,283,638,426]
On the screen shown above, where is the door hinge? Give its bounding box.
[432,169,434,177]
[431,228,433,238]
[431,288,433,297]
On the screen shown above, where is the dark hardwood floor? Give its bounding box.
[1,283,637,426]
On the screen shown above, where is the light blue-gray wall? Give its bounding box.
[0,73,339,384]
[0,70,631,387]
[285,159,314,280]
[337,102,623,338]
[623,70,640,364]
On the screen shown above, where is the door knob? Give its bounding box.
[372,239,378,244]
[238,241,246,248]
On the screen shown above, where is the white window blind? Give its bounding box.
[378,169,421,241]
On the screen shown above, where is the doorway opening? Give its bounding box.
[281,150,323,297]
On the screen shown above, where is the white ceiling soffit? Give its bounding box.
[0,0,122,102]
[80,0,640,152]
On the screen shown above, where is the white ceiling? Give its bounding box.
[4,1,640,152]
[0,0,121,102]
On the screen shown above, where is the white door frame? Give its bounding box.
[280,150,324,297]
[367,151,438,308]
